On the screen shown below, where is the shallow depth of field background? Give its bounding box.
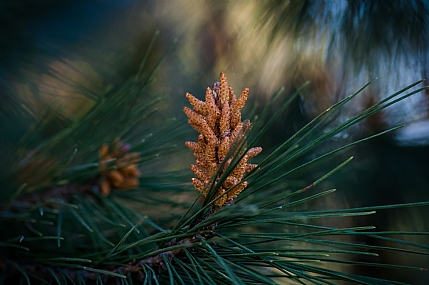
[1,1,429,283]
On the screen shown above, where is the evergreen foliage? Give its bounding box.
[1,38,429,284]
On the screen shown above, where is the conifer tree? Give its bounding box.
[1,38,429,284]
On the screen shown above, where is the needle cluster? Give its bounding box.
[184,73,261,207]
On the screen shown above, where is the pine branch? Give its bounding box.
[1,55,429,284]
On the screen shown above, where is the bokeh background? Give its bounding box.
[1,1,429,283]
